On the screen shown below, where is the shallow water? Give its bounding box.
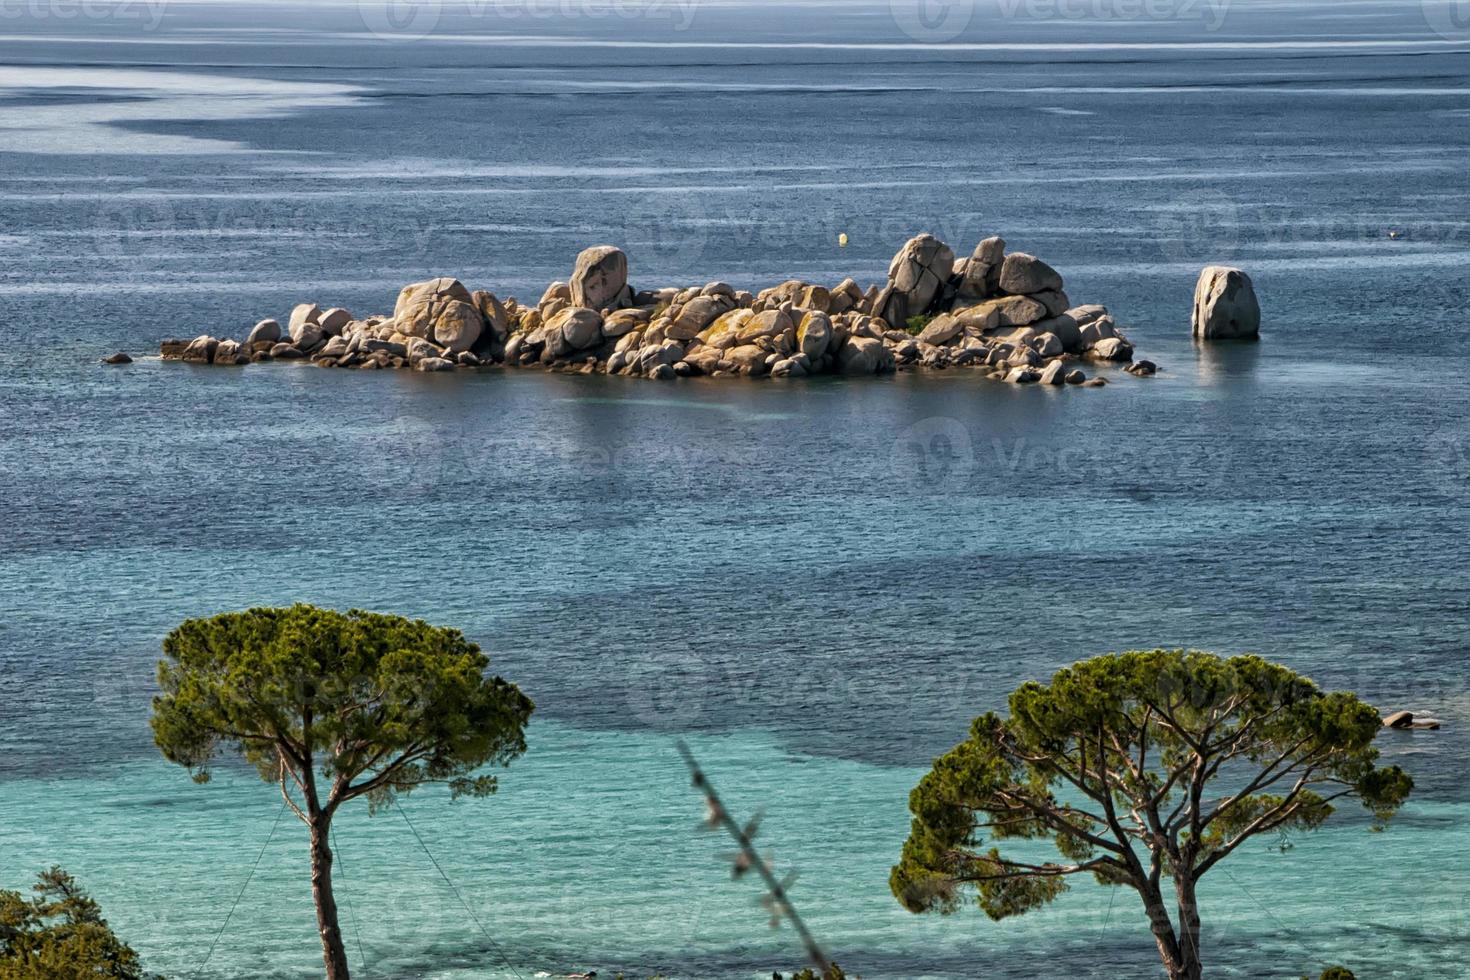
[1,1,1468,977]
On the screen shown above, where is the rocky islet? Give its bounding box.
[159,233,1160,385]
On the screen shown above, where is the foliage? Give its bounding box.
[152,604,534,817]
[892,649,1411,980]
[151,604,534,979]
[0,867,160,980]
[1317,969,1356,980]
[788,964,846,979]
[904,314,933,335]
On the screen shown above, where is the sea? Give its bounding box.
[1,0,1468,976]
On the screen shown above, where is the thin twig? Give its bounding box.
[675,740,832,975]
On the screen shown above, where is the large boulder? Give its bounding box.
[289,304,323,349]
[181,335,218,364]
[394,277,476,341]
[548,306,604,350]
[837,336,893,375]
[602,308,650,338]
[1088,336,1134,362]
[797,311,833,359]
[212,339,246,366]
[967,294,1048,330]
[318,308,353,337]
[1035,314,1081,352]
[472,290,511,341]
[998,253,1064,295]
[668,295,725,340]
[737,309,792,343]
[1192,266,1260,340]
[568,245,629,310]
[959,236,1005,298]
[882,233,955,323]
[917,313,962,345]
[247,319,281,345]
[727,344,770,376]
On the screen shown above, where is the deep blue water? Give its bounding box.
[1,1,1469,977]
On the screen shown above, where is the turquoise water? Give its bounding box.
[3,0,1470,976]
[4,722,1462,979]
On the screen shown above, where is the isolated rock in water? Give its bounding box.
[549,306,604,350]
[394,277,474,339]
[885,233,955,322]
[569,245,629,310]
[1192,266,1260,340]
[999,253,1064,295]
[1126,359,1158,376]
[1382,711,1414,729]
[102,352,132,364]
[960,236,1005,298]
[247,319,281,344]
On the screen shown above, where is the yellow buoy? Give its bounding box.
[838,232,849,247]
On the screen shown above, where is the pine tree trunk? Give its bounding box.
[1141,885,1199,980]
[309,818,352,980]
[1173,875,1204,980]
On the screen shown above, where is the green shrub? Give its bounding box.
[0,867,161,979]
[904,314,932,335]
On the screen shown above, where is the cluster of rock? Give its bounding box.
[1381,710,1441,731]
[160,234,1158,385]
